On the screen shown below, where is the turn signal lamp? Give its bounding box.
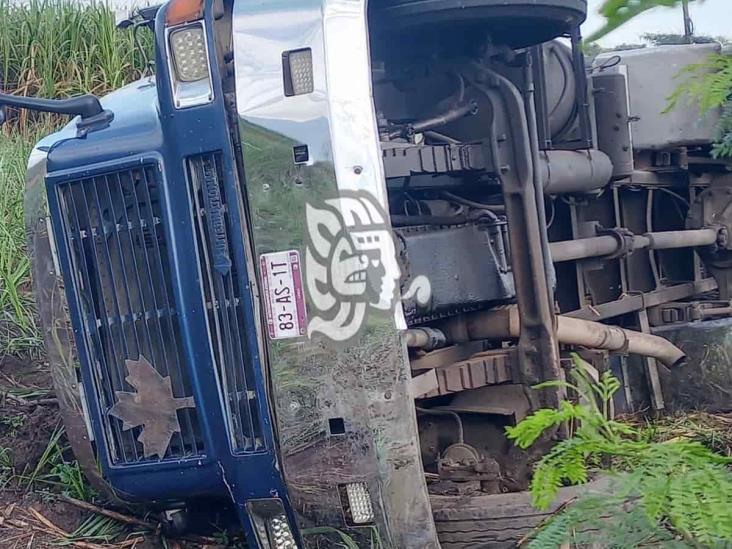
[165,0,203,26]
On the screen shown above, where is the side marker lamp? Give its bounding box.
[247,499,300,549]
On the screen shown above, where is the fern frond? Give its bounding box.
[712,101,732,158]
[664,53,732,159]
[586,0,689,43]
[512,359,732,546]
[530,438,592,509]
[505,400,584,449]
[666,54,732,115]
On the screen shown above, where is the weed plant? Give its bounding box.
[508,354,732,548]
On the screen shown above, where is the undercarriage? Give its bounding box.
[368,0,732,515]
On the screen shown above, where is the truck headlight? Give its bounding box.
[268,514,297,548]
[166,22,213,108]
[282,48,314,97]
[170,26,208,81]
[247,499,300,549]
[341,482,375,525]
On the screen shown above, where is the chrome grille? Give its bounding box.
[56,166,203,464]
[187,153,264,453]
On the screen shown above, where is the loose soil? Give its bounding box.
[0,356,228,549]
[3,355,731,549]
[0,357,59,474]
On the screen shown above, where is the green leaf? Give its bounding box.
[506,400,585,449]
[587,0,692,43]
[512,363,732,546]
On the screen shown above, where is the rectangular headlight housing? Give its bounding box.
[247,499,300,549]
[167,22,213,108]
[282,48,314,97]
[340,482,375,525]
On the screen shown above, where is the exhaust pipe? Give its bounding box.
[556,316,686,368]
[431,307,686,368]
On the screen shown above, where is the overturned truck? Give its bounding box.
[7,0,732,546]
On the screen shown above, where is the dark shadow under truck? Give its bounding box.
[4,0,732,546]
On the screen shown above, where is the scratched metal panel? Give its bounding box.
[232,0,439,546]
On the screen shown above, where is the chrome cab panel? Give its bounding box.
[232,0,439,546]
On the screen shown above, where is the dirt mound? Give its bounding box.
[1,404,59,473]
[0,356,59,473]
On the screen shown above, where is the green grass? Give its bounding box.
[0,0,150,356]
[20,421,65,488]
[302,526,384,548]
[0,446,13,488]
[0,4,152,543]
[52,460,98,501]
[641,412,732,457]
[61,514,129,545]
[0,413,26,436]
[0,134,42,355]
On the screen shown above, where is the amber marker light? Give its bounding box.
[165,0,204,27]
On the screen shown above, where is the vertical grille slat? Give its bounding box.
[187,152,264,453]
[91,176,146,462]
[104,172,189,454]
[64,182,136,463]
[136,167,200,453]
[124,169,199,454]
[57,166,204,464]
[224,274,257,447]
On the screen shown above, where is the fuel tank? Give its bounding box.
[370,0,587,48]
